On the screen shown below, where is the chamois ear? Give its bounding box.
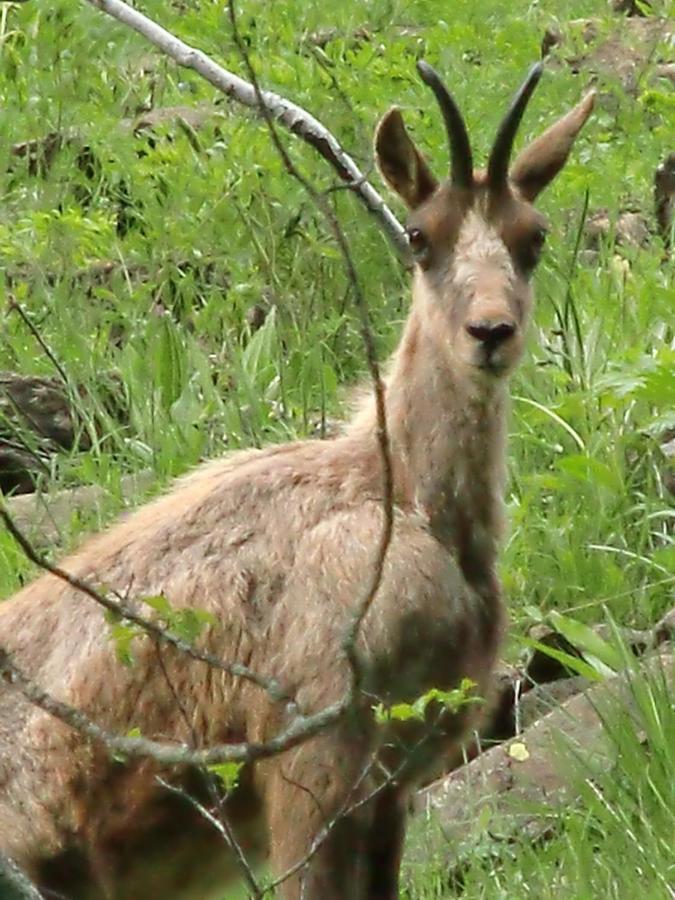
[375,107,439,209]
[510,90,595,201]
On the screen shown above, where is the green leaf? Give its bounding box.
[208,761,244,792]
[476,804,492,833]
[519,636,604,683]
[548,611,625,674]
[169,608,217,644]
[557,455,619,492]
[143,594,173,617]
[108,621,139,667]
[242,307,278,387]
[155,316,187,413]
[373,679,482,724]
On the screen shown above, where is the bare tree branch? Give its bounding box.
[4,469,155,550]
[153,648,265,896]
[1,635,440,900]
[82,0,408,259]
[0,6,405,891]
[156,777,264,900]
[0,0,396,789]
[0,853,43,900]
[0,644,346,766]
[0,506,290,703]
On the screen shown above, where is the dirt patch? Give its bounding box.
[542,16,673,94]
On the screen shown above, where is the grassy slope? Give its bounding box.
[405,662,675,899]
[0,0,673,896]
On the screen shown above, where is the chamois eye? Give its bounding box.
[532,226,547,249]
[406,227,429,261]
[516,226,548,273]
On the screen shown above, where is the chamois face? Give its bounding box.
[376,63,595,378]
[404,180,546,375]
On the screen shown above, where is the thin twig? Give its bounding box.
[154,642,197,745]
[82,0,408,259]
[154,645,265,897]
[227,0,395,697]
[266,753,378,895]
[562,187,590,387]
[7,297,70,385]
[156,778,263,899]
[0,505,288,701]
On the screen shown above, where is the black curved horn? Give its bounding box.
[417,60,473,189]
[487,63,544,191]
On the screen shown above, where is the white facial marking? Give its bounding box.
[451,211,514,290]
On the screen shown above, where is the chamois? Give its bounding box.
[0,63,593,899]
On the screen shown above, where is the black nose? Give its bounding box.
[465,320,516,345]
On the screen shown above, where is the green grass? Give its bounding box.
[0,0,673,895]
[404,661,675,899]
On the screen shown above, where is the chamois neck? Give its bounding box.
[348,277,510,582]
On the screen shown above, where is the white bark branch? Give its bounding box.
[0,645,347,766]
[84,0,408,259]
[0,853,43,900]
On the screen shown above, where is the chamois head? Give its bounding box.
[375,63,594,377]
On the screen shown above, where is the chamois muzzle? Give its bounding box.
[417,60,473,189]
[465,320,517,346]
[487,63,544,192]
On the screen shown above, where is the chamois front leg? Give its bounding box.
[263,727,380,899]
[365,785,408,899]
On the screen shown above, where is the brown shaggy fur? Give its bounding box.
[0,76,593,899]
